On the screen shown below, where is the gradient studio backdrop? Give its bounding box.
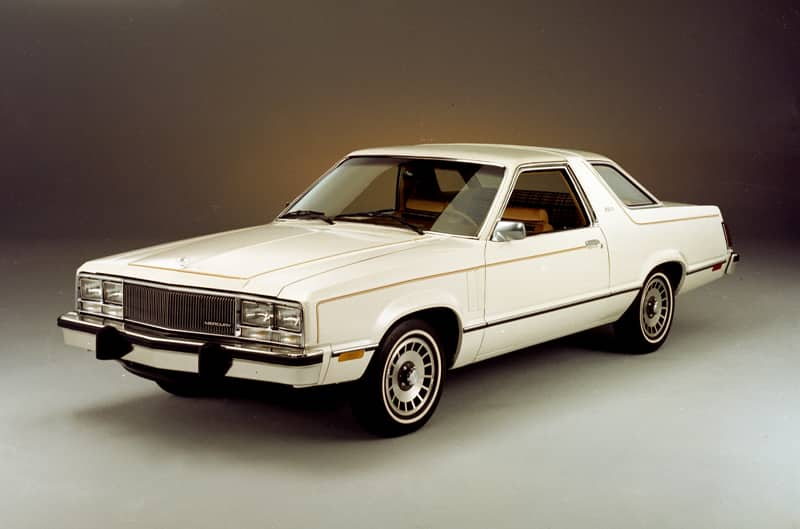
[0,1,798,244]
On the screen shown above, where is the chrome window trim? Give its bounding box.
[487,161,595,239]
[624,204,665,210]
[280,217,483,241]
[588,160,662,209]
[424,231,480,240]
[567,164,597,223]
[76,273,305,349]
[280,155,508,241]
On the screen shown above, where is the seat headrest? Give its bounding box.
[503,206,549,223]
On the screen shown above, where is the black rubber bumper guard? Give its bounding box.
[725,252,740,275]
[57,312,323,380]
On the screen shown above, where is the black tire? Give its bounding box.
[156,378,210,398]
[614,270,675,354]
[352,319,446,437]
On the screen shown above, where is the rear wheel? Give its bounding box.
[352,319,445,437]
[614,271,675,354]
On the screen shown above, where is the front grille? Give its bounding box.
[124,283,236,336]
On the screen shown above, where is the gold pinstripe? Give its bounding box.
[314,244,589,341]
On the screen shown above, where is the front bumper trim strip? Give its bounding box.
[57,312,323,367]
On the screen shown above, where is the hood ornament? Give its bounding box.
[177,256,190,269]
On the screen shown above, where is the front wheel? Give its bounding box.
[614,271,675,354]
[352,319,445,437]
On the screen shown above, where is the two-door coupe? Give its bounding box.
[58,144,739,436]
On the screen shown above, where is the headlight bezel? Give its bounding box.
[77,274,125,320]
[240,300,274,328]
[275,305,303,333]
[237,297,304,348]
[102,280,123,305]
[79,277,102,301]
[75,274,305,348]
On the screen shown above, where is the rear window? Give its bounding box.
[592,163,656,207]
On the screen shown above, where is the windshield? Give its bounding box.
[285,157,505,237]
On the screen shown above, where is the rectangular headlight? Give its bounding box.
[79,278,102,301]
[241,300,273,327]
[78,276,124,320]
[103,281,123,305]
[275,305,302,333]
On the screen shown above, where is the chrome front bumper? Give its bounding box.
[57,312,326,387]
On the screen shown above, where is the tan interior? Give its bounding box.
[405,200,553,235]
[406,198,446,213]
[503,206,553,234]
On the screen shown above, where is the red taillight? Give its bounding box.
[722,222,733,249]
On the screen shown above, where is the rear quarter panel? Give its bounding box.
[571,158,729,292]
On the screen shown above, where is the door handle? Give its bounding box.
[585,239,603,249]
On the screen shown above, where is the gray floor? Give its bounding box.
[1,237,798,529]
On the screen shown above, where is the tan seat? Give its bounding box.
[406,198,446,213]
[503,206,553,234]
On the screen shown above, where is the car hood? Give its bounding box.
[84,221,424,297]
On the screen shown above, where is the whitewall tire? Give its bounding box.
[614,271,675,354]
[352,319,445,437]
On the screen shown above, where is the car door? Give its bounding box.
[478,164,610,360]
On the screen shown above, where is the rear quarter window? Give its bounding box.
[592,163,656,207]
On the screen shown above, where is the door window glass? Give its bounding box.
[501,168,588,236]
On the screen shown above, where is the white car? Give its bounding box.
[58,144,739,436]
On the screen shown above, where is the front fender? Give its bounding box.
[315,283,465,351]
[374,289,463,345]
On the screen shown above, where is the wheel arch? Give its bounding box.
[653,261,685,293]
[639,251,687,293]
[377,305,463,370]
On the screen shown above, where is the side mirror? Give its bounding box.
[491,220,526,242]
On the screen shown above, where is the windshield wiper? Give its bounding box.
[280,209,334,225]
[335,210,425,235]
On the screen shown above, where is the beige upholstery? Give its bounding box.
[406,198,446,213]
[503,206,553,234]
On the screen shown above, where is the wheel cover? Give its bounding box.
[639,274,673,342]
[382,331,441,423]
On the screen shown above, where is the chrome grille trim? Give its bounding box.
[76,274,305,348]
[124,283,237,337]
